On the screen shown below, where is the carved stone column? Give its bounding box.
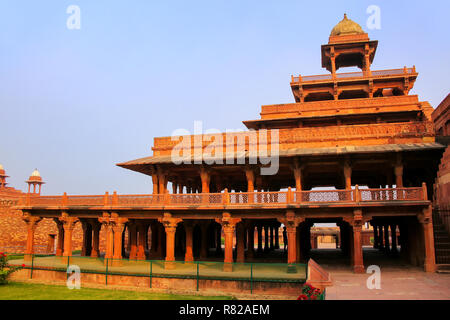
[264,225,269,252]
[99,213,113,260]
[199,167,210,193]
[184,221,194,262]
[419,207,436,272]
[236,223,245,263]
[136,221,147,260]
[127,221,137,259]
[270,226,275,250]
[247,222,255,259]
[59,213,78,258]
[159,213,182,269]
[384,224,390,254]
[257,225,263,253]
[390,223,398,253]
[278,211,304,269]
[217,212,241,271]
[23,213,42,261]
[245,167,255,192]
[53,218,64,257]
[111,215,128,260]
[274,226,280,249]
[373,224,379,249]
[90,220,101,258]
[349,210,364,273]
[343,159,352,190]
[292,158,303,191]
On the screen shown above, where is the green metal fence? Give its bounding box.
[5,253,307,294]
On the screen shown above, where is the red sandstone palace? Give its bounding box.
[2,15,450,274]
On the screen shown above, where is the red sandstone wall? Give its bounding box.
[434,146,450,208]
[0,201,86,254]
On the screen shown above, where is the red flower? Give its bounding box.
[21,264,25,267]
[297,294,309,300]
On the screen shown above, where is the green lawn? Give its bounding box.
[0,282,235,300]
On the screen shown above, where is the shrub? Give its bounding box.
[0,252,24,285]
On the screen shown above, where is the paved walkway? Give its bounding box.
[325,267,450,300]
[310,248,450,300]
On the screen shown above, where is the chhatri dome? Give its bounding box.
[330,14,365,36]
[29,168,42,181]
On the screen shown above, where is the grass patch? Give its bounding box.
[0,282,235,300]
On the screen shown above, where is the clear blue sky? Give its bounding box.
[1,0,449,195]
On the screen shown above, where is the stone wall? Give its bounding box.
[0,198,84,254]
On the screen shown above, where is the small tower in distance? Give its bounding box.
[26,169,45,195]
[0,164,9,188]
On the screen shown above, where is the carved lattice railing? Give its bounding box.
[23,186,426,208]
[292,68,416,84]
[293,190,354,203]
[359,187,423,201]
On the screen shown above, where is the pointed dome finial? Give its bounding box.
[330,14,364,36]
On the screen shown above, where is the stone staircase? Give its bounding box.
[432,209,450,272]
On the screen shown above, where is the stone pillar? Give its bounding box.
[23,214,41,261]
[373,224,379,249]
[264,225,269,252]
[351,211,365,273]
[199,167,210,193]
[394,162,403,188]
[245,167,255,192]
[91,220,101,258]
[160,213,181,268]
[419,207,436,272]
[216,224,222,253]
[270,226,275,250]
[137,222,147,260]
[54,218,64,257]
[157,166,167,194]
[343,159,352,190]
[151,171,159,194]
[184,221,194,262]
[257,225,263,253]
[247,223,254,259]
[59,214,78,257]
[236,223,245,263]
[378,224,384,250]
[278,211,303,267]
[200,222,209,259]
[157,223,164,257]
[384,224,390,254]
[128,222,137,259]
[218,213,241,272]
[112,218,127,260]
[274,226,280,249]
[390,223,398,253]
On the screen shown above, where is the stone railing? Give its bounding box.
[291,67,416,84]
[21,185,427,209]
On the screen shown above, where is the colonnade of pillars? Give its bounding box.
[22,207,436,272]
[372,223,400,254]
